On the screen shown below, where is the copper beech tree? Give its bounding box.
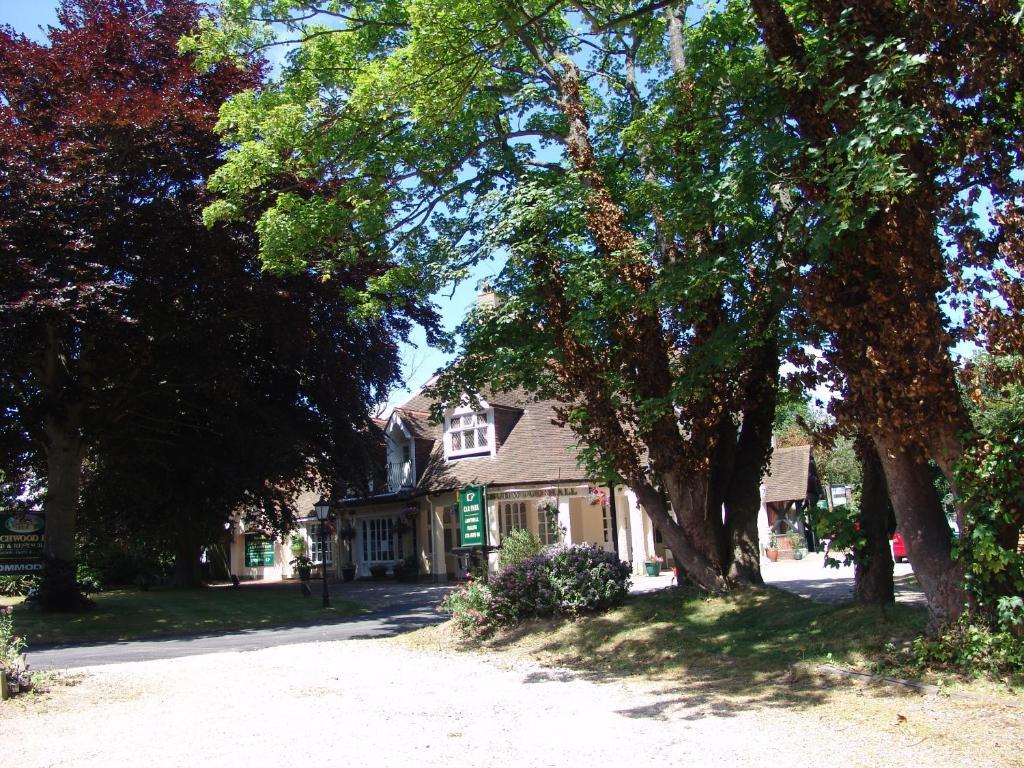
[0,0,428,605]
[0,0,261,607]
[748,0,1024,625]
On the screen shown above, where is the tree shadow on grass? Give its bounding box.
[476,585,929,719]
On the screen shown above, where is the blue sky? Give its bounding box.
[0,1,490,408]
[0,3,59,41]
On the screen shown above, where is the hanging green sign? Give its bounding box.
[458,485,488,547]
[0,513,45,575]
[244,534,275,567]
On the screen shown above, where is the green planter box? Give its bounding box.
[645,561,662,576]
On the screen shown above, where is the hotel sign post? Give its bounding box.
[458,485,488,548]
[0,513,46,576]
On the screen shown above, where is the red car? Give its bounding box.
[892,532,907,563]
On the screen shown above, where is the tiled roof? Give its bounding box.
[391,408,434,439]
[387,387,589,493]
[396,386,530,415]
[416,398,588,491]
[763,444,813,503]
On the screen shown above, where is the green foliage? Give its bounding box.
[438,579,493,636]
[910,617,1024,677]
[955,370,1024,616]
[814,495,865,568]
[443,545,631,635]
[75,564,104,595]
[78,542,169,588]
[815,434,862,488]
[774,390,814,446]
[497,528,541,570]
[0,575,37,597]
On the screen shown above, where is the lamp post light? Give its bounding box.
[313,496,332,608]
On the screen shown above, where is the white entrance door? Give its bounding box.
[360,517,396,574]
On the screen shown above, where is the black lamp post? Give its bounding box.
[313,496,332,608]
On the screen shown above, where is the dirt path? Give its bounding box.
[3,638,1019,767]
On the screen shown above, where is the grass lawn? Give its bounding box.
[1,584,370,647]
[403,584,994,691]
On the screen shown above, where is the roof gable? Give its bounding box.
[763,444,813,503]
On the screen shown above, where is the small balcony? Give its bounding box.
[386,461,414,492]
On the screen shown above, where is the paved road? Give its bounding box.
[30,588,451,671]
[633,551,923,604]
[30,553,922,670]
[760,551,923,604]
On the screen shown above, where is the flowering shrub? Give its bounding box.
[489,552,559,625]
[546,545,632,617]
[438,579,493,635]
[442,545,632,636]
[489,544,631,626]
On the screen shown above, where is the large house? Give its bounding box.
[226,386,665,582]
[226,381,820,582]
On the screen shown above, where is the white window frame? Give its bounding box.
[444,404,495,459]
[361,517,396,563]
[499,501,528,542]
[308,526,334,566]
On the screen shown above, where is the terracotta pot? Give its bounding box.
[765,548,779,562]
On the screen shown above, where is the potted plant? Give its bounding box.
[765,531,779,562]
[289,555,313,581]
[644,555,663,576]
[368,564,389,579]
[392,555,420,583]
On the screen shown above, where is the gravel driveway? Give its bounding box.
[4,638,1018,768]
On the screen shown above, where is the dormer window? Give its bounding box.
[446,408,493,459]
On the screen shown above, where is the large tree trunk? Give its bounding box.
[854,439,895,605]
[874,435,966,629]
[38,324,91,612]
[39,414,90,610]
[725,336,780,585]
[634,483,729,592]
[171,517,205,589]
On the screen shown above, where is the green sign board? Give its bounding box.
[0,513,45,576]
[244,534,275,568]
[458,485,488,547]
